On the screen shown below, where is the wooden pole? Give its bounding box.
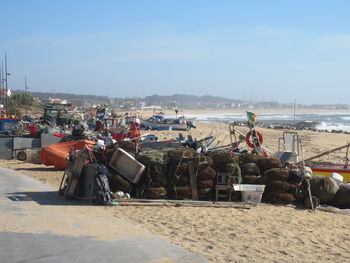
[296,142,350,165]
[299,138,314,211]
[188,161,198,200]
[345,142,349,168]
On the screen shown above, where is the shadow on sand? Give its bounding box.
[6,191,92,206]
[14,167,60,172]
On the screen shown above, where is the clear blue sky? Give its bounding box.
[1,0,350,104]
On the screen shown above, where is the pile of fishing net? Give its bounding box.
[136,150,169,199]
[113,141,137,154]
[136,150,167,167]
[195,157,216,200]
[167,146,197,161]
[240,163,261,184]
[209,150,241,185]
[310,175,339,203]
[108,172,133,194]
[167,152,216,200]
[209,151,239,164]
[238,153,265,165]
[262,168,296,205]
[329,184,350,208]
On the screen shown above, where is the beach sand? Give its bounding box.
[1,120,350,263]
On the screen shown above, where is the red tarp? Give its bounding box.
[40,140,96,170]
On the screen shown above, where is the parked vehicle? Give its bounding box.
[0,117,21,133]
[141,115,196,131]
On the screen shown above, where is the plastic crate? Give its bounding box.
[233,184,265,192]
[233,184,265,203]
[241,191,264,203]
[109,148,145,183]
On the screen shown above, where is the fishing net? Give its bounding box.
[265,168,290,181]
[197,167,217,180]
[173,175,190,186]
[198,188,213,200]
[109,173,133,193]
[329,184,350,208]
[242,175,259,184]
[265,180,291,193]
[310,175,339,203]
[148,176,168,187]
[197,179,214,189]
[169,186,192,200]
[264,192,295,204]
[209,151,239,164]
[193,155,213,170]
[214,163,234,173]
[238,153,264,164]
[241,163,260,176]
[113,141,136,153]
[143,187,167,199]
[167,146,197,161]
[229,162,242,184]
[136,150,167,166]
[256,158,282,171]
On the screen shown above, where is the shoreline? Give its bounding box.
[130,108,350,118]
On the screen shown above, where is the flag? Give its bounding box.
[246,111,257,127]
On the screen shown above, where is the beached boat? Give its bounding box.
[139,135,215,150]
[296,142,350,183]
[305,162,350,182]
[141,115,195,131]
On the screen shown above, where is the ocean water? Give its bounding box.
[170,112,350,133]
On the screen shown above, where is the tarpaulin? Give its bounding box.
[40,140,96,170]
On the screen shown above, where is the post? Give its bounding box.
[293,99,296,123]
[4,53,8,114]
[0,62,2,106]
[24,75,28,116]
[188,161,198,200]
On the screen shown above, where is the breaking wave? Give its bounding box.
[316,122,350,133]
[170,111,350,132]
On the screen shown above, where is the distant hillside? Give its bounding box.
[142,94,244,108]
[143,94,242,104]
[12,90,111,106]
[10,90,350,110]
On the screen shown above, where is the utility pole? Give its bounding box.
[25,75,29,116]
[0,62,3,107]
[293,99,296,123]
[1,61,4,108]
[4,53,9,114]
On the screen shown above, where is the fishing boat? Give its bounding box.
[141,115,195,131]
[304,162,350,182]
[139,135,215,150]
[297,142,350,183]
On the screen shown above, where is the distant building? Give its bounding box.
[43,97,71,107]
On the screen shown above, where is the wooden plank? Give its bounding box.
[188,161,198,200]
[296,142,350,165]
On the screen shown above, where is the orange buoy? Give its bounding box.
[245,130,264,148]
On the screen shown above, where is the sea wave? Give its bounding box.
[315,122,350,133]
[167,112,350,132]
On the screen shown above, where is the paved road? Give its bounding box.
[0,168,208,263]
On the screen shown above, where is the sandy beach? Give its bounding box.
[1,119,349,263]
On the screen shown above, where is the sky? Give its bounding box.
[1,0,350,104]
